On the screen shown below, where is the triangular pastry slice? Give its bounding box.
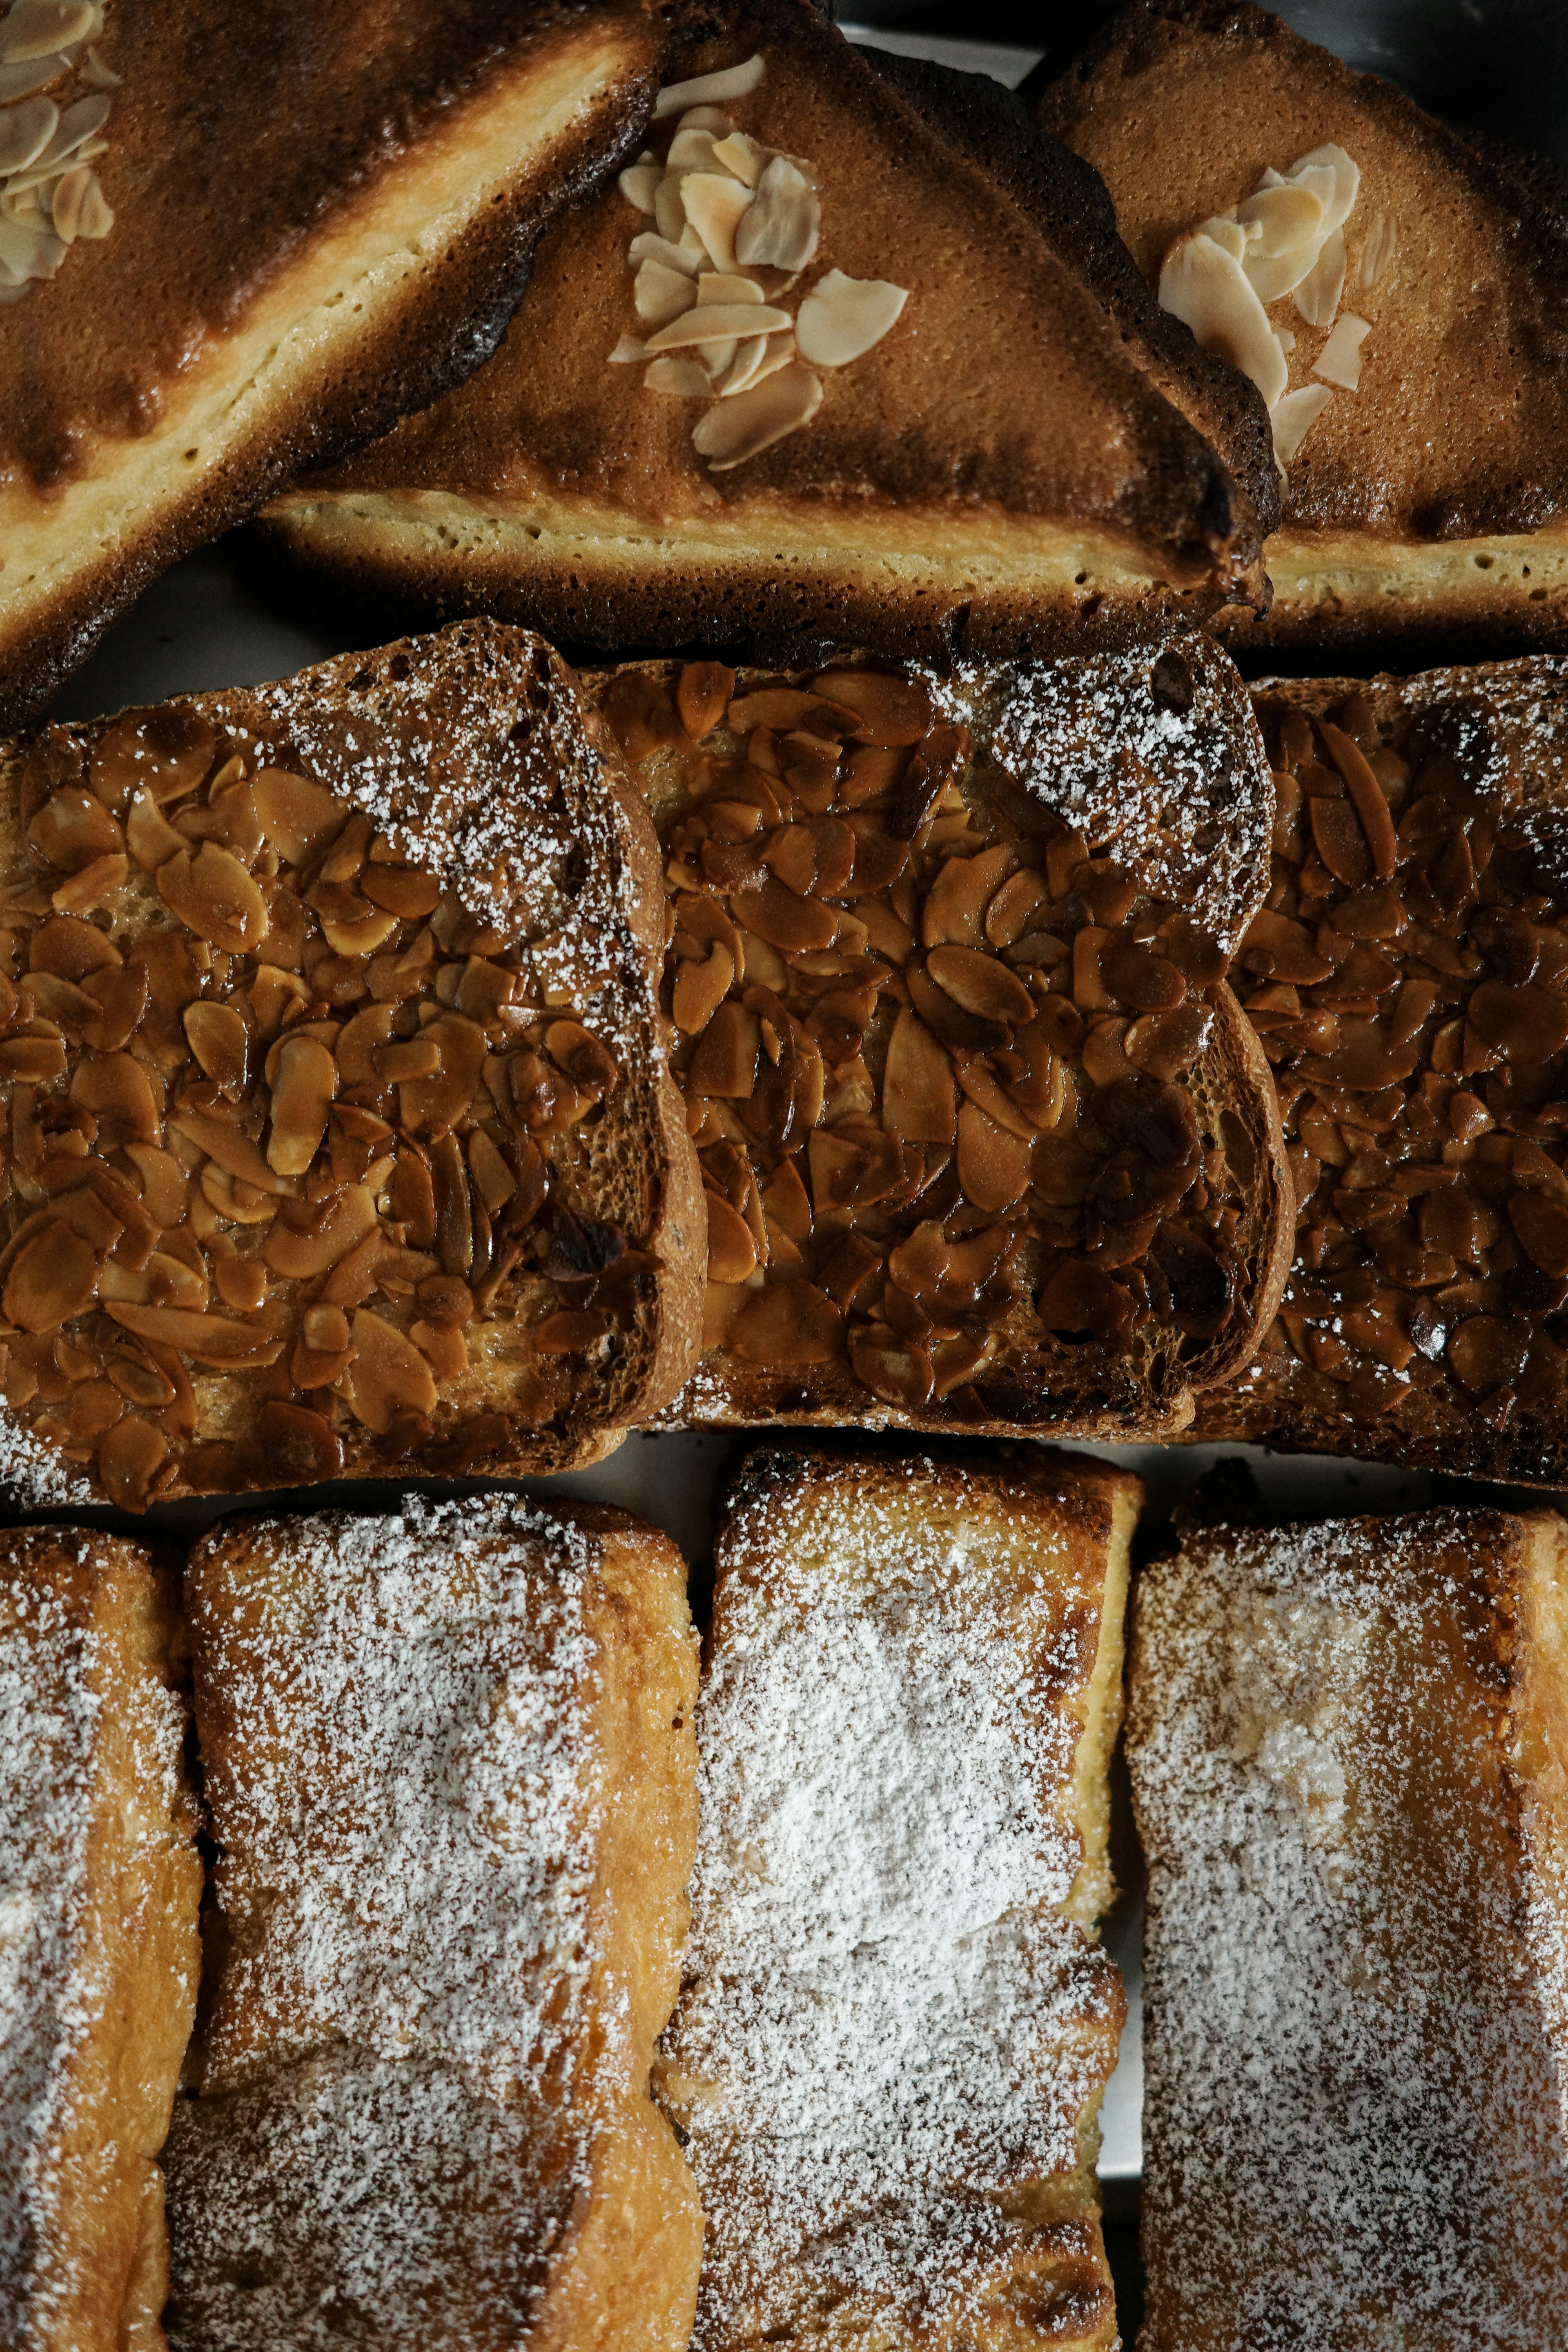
[260,0,1268,660]
[0,0,659,726]
[1036,0,1568,652]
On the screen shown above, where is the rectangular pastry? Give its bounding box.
[596,640,1292,1442]
[0,621,702,1509]
[1131,1507,1568,2349]
[162,1494,702,2351]
[0,1526,200,2352]
[658,1443,1139,2350]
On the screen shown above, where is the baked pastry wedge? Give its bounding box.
[0,1526,201,2352]
[595,639,1292,1441]
[0,0,660,728]
[658,1443,1139,2352]
[258,0,1268,661]
[1036,0,1568,652]
[1194,655,1568,1483]
[0,620,702,1510]
[163,1495,702,2352]
[1131,1508,1568,2349]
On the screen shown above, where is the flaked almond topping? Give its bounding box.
[795,270,907,367]
[1313,311,1370,390]
[652,52,765,120]
[692,360,822,470]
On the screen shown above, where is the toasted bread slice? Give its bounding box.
[658,1442,1139,2352]
[1037,0,1568,653]
[594,640,1292,1441]
[0,1527,201,2352]
[1192,655,1568,1482]
[0,620,702,1510]
[163,1496,702,2352]
[257,0,1267,662]
[0,1,659,729]
[1131,1508,1568,2348]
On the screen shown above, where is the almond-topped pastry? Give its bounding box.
[1036,0,1568,651]
[0,1526,201,2352]
[597,639,1292,1442]
[1131,1508,1568,2349]
[0,621,702,1509]
[259,0,1268,663]
[0,0,661,727]
[1193,655,1568,1483]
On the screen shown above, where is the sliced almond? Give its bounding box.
[170,1107,296,1196]
[69,1051,159,1140]
[197,1163,277,1227]
[51,851,125,913]
[710,129,763,187]
[28,784,122,871]
[926,943,1035,1025]
[104,1302,281,1369]
[653,54,765,120]
[126,785,187,871]
[698,270,764,306]
[467,1129,516,1216]
[2,6,98,67]
[882,1008,956,1144]
[644,298,790,351]
[0,95,57,174]
[252,767,344,866]
[617,155,662,212]
[1294,226,1345,328]
[610,333,648,363]
[666,125,722,173]
[3,1218,95,1332]
[629,229,701,276]
[98,1416,168,1513]
[795,269,906,368]
[634,257,697,328]
[674,939,735,1032]
[1288,143,1361,236]
[263,1183,377,1279]
[1359,212,1396,290]
[343,1306,437,1436]
[692,361,822,470]
[733,154,820,272]
[1314,312,1371,390]
[1194,213,1247,264]
[680,172,754,274]
[122,1142,187,1227]
[1235,180,1323,293]
[267,1033,336,1176]
[157,842,268,953]
[1160,231,1287,408]
[646,354,713,398]
[1272,381,1333,467]
[653,173,687,244]
[184,999,249,1094]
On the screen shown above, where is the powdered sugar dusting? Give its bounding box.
[1132,1512,1568,2349]
[663,1454,1122,2342]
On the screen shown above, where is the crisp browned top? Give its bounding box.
[1038,0,1568,539]
[318,0,1260,588]
[0,0,648,492]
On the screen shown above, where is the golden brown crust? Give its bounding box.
[259,0,1267,653]
[0,3,661,728]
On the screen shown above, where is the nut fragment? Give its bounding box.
[158,842,268,953]
[691,361,822,469]
[795,270,907,366]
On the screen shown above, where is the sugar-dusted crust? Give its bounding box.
[1193,653,1568,1484]
[0,1526,200,2352]
[1038,0,1568,646]
[0,620,704,1506]
[0,2,660,729]
[165,1495,702,2352]
[659,1443,1139,2351]
[1131,1508,1568,2350]
[258,0,1267,657]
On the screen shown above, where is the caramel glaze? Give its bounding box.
[0,0,648,494]
[1037,0,1568,541]
[312,0,1263,594]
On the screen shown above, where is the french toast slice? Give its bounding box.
[1036,0,1568,653]
[658,1443,1139,2352]
[0,0,660,729]
[163,1495,702,2352]
[595,639,1292,1442]
[1130,1508,1568,2349]
[0,1526,201,2352]
[0,620,703,1510]
[257,0,1267,662]
[1192,655,1568,1483]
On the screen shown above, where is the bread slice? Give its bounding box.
[0,619,703,1510]
[0,0,660,728]
[1193,655,1568,1483]
[256,0,1267,662]
[657,1442,1140,2352]
[593,639,1292,1442]
[1036,0,1568,653]
[163,1494,702,2352]
[0,1526,201,2352]
[1130,1507,1568,2348]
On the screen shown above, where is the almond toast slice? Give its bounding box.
[0,0,660,728]
[659,1442,1139,2352]
[163,1496,702,2352]
[257,0,1267,662]
[1131,1508,1568,2349]
[0,1526,201,2352]
[595,638,1292,1442]
[1193,654,1568,1482]
[1036,0,1568,654]
[0,619,703,1508]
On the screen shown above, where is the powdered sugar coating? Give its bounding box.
[1131,1511,1568,2351]
[664,1455,1123,2342]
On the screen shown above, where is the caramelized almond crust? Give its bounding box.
[1194,655,1568,1483]
[596,641,1291,1442]
[1131,1509,1568,2350]
[165,1497,702,2351]
[261,0,1267,656]
[0,620,703,1508]
[0,1,661,728]
[0,1527,201,2352]
[660,1444,1139,2352]
[1038,0,1568,644]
